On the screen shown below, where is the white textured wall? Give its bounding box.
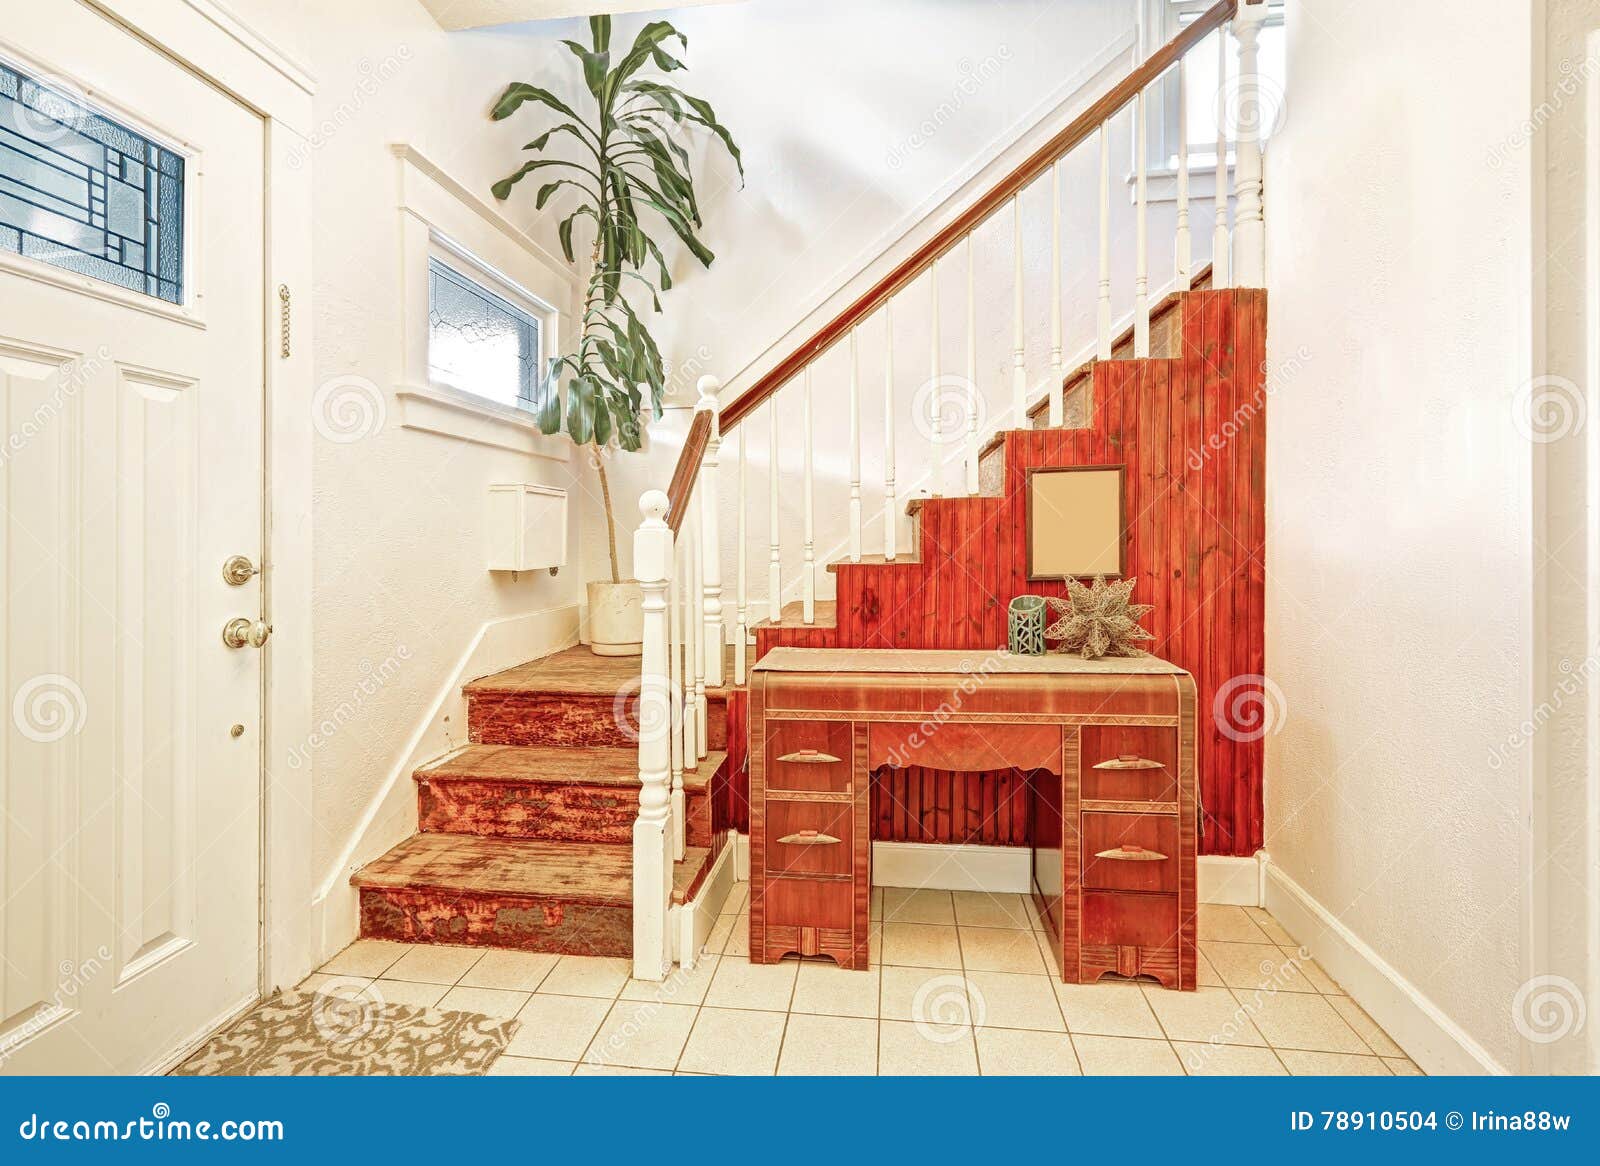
[1262,0,1535,1070]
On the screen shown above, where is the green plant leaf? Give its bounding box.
[560,39,609,102]
[492,159,598,201]
[491,82,585,125]
[592,391,614,446]
[565,377,597,444]
[625,81,743,182]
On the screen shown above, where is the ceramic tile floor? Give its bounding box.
[305,887,1423,1076]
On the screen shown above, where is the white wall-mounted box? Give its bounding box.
[487,483,567,573]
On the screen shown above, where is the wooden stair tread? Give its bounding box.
[417,743,717,791]
[824,552,921,572]
[352,833,709,904]
[751,599,838,629]
[467,643,739,697]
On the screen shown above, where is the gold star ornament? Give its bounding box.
[1044,575,1155,660]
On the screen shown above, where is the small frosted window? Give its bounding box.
[0,61,185,304]
[427,256,541,410]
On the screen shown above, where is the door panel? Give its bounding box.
[0,1,264,1074]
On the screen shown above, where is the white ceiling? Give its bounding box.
[418,0,745,32]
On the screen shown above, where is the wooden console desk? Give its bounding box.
[748,648,1198,989]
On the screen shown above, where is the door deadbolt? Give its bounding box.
[222,617,272,649]
[222,555,259,586]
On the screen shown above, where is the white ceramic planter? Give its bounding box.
[587,579,644,656]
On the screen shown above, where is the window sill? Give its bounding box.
[1125,164,1227,206]
[396,381,569,461]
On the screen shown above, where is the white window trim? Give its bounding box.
[392,143,577,460]
[1138,0,1284,187]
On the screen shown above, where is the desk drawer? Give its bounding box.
[1081,726,1178,803]
[763,800,854,877]
[764,877,855,930]
[1082,812,1179,893]
[1081,891,1179,949]
[765,722,852,793]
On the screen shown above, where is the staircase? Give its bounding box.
[349,0,1269,982]
[350,647,731,957]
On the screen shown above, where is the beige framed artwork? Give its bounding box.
[1026,465,1126,579]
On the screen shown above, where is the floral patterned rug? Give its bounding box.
[171,983,516,1076]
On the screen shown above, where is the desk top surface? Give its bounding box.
[754,647,1187,677]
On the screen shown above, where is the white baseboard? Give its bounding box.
[871,842,1033,893]
[678,835,737,968]
[1262,860,1509,1076]
[1199,854,1264,906]
[729,838,1265,905]
[308,603,581,967]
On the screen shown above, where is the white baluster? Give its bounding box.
[690,504,707,754]
[632,490,673,981]
[1097,121,1112,360]
[767,398,781,623]
[884,300,897,561]
[667,522,685,860]
[681,512,699,769]
[1134,89,1150,357]
[1175,53,1193,290]
[848,328,862,562]
[1212,27,1230,288]
[1011,194,1027,424]
[802,366,816,624]
[929,258,943,493]
[1048,161,1064,426]
[1231,5,1266,286]
[965,234,979,493]
[735,424,748,686]
[695,377,723,688]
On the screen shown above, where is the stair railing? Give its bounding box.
[630,0,1267,978]
[632,377,721,980]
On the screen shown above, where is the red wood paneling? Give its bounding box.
[870,766,1033,846]
[744,289,1266,856]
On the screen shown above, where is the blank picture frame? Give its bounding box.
[1026,465,1126,579]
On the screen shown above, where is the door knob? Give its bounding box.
[222,617,272,649]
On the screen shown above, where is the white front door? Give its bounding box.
[0,0,265,1074]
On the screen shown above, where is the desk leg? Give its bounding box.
[1061,726,1081,983]
[852,721,871,971]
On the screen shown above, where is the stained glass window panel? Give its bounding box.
[427,256,541,411]
[0,61,185,305]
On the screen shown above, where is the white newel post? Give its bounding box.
[695,377,723,688]
[633,490,674,981]
[1230,3,1266,287]
[735,425,748,685]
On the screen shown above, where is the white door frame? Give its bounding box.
[82,0,319,1001]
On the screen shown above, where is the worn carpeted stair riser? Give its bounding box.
[418,775,712,846]
[358,886,637,958]
[466,689,729,750]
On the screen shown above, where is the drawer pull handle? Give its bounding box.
[1092,754,1165,771]
[777,829,842,846]
[777,749,842,764]
[1094,844,1168,862]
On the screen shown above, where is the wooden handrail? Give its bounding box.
[662,0,1240,538]
[665,409,712,534]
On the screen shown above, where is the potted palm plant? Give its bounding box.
[491,16,740,655]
